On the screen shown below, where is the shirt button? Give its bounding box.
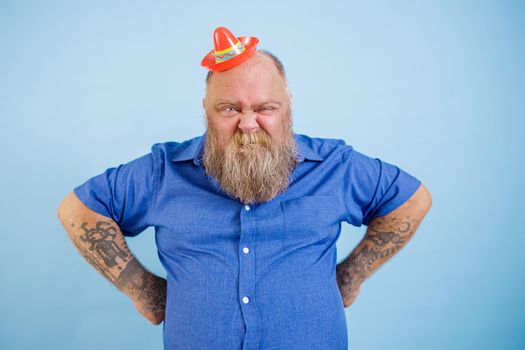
[242,296,250,304]
[242,247,250,254]
[244,205,251,211]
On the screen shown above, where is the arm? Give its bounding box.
[336,183,432,308]
[56,191,166,324]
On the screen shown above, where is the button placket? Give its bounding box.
[238,203,261,350]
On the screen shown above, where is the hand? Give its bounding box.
[129,275,167,325]
[338,282,361,308]
[336,265,363,308]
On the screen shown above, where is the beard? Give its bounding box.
[202,120,299,204]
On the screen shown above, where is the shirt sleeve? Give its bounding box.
[341,147,421,227]
[73,148,159,237]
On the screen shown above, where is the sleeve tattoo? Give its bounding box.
[336,214,418,305]
[68,219,165,314]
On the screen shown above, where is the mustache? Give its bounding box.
[230,129,273,150]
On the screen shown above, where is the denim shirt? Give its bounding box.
[73,132,421,350]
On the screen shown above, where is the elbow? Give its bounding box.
[56,191,76,223]
[419,183,432,214]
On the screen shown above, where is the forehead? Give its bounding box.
[206,53,287,103]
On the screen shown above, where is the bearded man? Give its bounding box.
[57,27,432,350]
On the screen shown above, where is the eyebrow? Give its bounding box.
[215,99,282,107]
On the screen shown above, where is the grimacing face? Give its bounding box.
[202,51,292,148]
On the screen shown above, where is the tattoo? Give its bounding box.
[69,220,131,284]
[336,215,417,307]
[79,221,130,270]
[68,220,166,314]
[76,244,115,281]
[117,260,167,314]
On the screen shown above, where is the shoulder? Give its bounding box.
[150,134,204,162]
[294,133,354,161]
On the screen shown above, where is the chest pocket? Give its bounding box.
[280,195,340,253]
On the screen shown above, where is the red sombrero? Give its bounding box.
[201,26,259,72]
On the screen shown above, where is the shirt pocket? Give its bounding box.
[280,195,340,253]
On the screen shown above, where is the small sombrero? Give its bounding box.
[201,26,259,72]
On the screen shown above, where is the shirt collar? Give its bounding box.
[170,132,324,165]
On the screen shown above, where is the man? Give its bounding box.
[57,27,432,350]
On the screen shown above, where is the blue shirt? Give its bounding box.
[73,132,421,350]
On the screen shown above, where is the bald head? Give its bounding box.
[205,50,287,87]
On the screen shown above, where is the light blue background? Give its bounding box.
[1,0,524,349]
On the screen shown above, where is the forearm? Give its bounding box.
[67,219,161,303]
[336,214,418,291]
[336,184,432,307]
[57,192,165,314]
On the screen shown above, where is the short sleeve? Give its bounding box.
[342,148,421,227]
[73,147,159,237]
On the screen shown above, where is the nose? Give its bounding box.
[238,110,260,134]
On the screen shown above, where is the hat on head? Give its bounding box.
[201,26,259,72]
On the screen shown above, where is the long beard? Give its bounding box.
[202,124,299,204]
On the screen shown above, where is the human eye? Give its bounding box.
[257,104,278,115]
[219,104,239,116]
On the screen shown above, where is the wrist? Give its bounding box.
[115,258,150,298]
[336,261,366,287]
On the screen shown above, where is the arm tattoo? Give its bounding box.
[336,215,418,305]
[69,220,130,284]
[116,258,167,314]
[69,219,164,308]
[79,221,131,270]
